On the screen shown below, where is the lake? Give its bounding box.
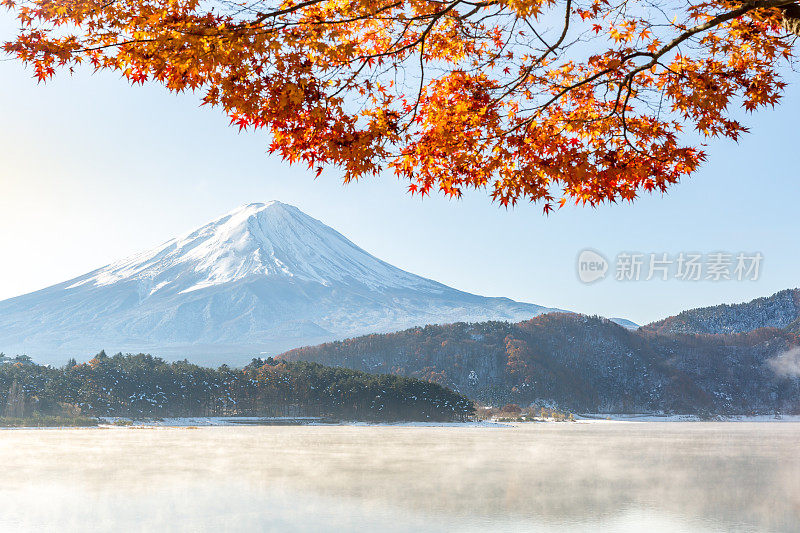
[0,422,798,532]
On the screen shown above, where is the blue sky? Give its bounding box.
[1,17,798,325]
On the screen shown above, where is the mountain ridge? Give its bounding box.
[642,289,800,335]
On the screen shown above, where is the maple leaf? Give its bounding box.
[3,0,795,211]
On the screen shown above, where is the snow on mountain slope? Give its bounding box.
[70,202,433,294]
[0,202,558,365]
[609,317,640,330]
[642,289,800,335]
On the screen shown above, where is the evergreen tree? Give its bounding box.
[0,354,474,422]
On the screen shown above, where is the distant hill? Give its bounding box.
[642,289,800,335]
[280,313,800,414]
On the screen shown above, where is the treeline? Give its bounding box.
[0,352,475,421]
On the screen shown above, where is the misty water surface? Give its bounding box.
[0,423,798,532]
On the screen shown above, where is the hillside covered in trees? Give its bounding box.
[281,313,800,415]
[642,289,800,336]
[0,353,474,422]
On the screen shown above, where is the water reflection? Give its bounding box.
[0,423,798,532]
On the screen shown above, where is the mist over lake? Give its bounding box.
[1,422,798,532]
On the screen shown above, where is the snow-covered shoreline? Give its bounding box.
[4,414,800,430]
[94,417,509,428]
[574,413,800,423]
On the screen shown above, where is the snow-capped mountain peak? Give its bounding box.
[69,201,428,296]
[0,202,557,365]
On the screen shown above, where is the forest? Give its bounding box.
[281,313,800,414]
[0,352,475,422]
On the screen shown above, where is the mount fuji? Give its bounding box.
[0,202,558,365]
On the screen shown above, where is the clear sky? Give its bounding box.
[1,17,798,325]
